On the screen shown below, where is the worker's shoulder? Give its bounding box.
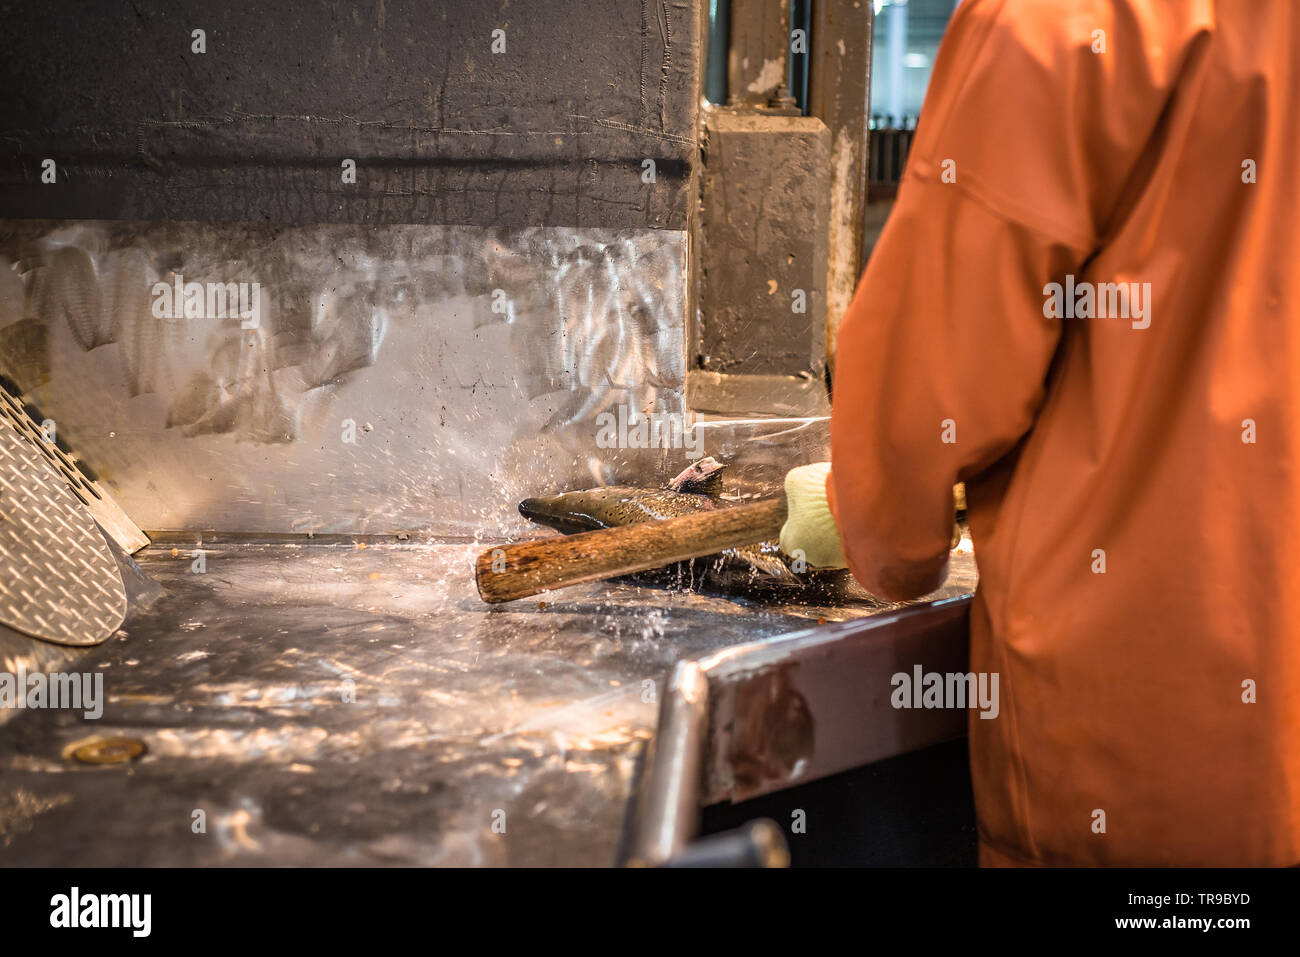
[951,0,1212,54]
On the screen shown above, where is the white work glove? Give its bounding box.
[779,462,847,570]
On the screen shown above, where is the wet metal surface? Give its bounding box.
[0,539,975,866]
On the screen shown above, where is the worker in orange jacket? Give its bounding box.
[780,0,1300,865]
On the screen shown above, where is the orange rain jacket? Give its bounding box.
[829,0,1300,865]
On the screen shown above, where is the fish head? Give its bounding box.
[519,487,639,533]
[665,456,727,497]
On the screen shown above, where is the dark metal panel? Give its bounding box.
[697,111,829,377]
[807,0,874,369]
[688,373,829,417]
[0,0,702,228]
[629,586,977,862]
[726,0,791,106]
[705,0,732,104]
[701,595,973,804]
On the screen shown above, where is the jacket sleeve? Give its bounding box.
[827,0,1200,600]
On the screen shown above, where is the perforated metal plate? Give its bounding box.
[0,385,148,553]
[0,413,126,646]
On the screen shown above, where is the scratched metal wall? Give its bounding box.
[0,221,689,535]
[0,1,704,535]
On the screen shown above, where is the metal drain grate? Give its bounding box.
[0,413,126,646]
[0,383,147,553]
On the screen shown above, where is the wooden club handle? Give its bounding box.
[475,498,788,604]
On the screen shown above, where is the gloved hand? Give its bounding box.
[779,462,847,570]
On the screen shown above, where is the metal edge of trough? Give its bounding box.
[628,594,973,865]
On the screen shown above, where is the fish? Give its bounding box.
[518,456,798,582]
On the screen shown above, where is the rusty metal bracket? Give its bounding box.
[630,594,972,864]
